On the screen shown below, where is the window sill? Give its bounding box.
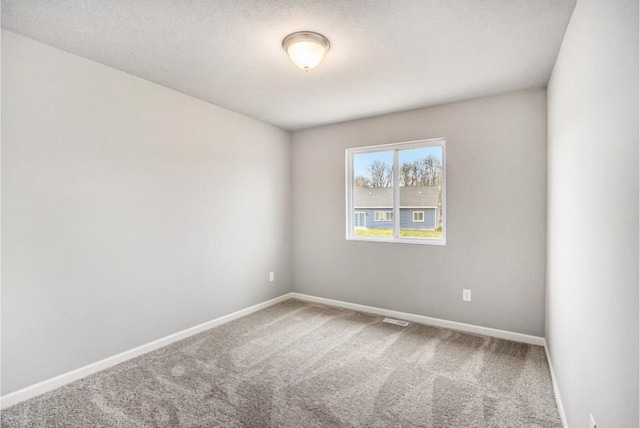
[346,236,446,246]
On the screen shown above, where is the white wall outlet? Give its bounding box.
[589,414,596,428]
[269,272,275,282]
[462,289,471,301]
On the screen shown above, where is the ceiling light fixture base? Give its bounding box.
[282,31,330,72]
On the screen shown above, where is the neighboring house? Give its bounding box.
[354,186,440,229]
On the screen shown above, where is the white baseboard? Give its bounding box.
[291,293,564,424]
[543,340,569,428]
[2,291,553,412]
[289,293,546,346]
[0,293,293,409]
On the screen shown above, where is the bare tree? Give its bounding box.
[367,160,392,187]
[428,155,443,186]
[399,155,443,187]
[400,163,413,186]
[354,175,371,187]
[361,156,442,188]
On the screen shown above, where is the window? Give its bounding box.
[375,211,393,221]
[346,138,446,245]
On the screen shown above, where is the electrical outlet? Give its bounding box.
[462,289,471,301]
[269,272,275,282]
[589,414,596,428]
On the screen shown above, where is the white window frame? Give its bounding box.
[384,211,393,221]
[374,211,384,222]
[413,211,425,222]
[345,138,446,245]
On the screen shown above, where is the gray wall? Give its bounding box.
[291,88,547,336]
[1,31,291,395]
[546,0,639,426]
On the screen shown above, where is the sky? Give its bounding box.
[353,146,442,177]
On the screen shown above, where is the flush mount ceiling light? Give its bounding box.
[282,31,330,71]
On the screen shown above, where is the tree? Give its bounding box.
[367,160,392,188]
[354,175,371,187]
[359,156,442,188]
[399,155,443,187]
[400,163,413,186]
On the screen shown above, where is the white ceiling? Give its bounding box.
[2,0,576,131]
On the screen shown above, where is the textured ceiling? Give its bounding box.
[2,0,576,130]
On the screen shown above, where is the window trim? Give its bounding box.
[345,138,446,245]
[412,211,425,222]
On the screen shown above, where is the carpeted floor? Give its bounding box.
[1,299,561,427]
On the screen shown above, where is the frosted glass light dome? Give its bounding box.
[282,31,330,71]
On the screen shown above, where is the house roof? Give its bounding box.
[354,186,439,208]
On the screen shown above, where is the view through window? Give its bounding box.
[346,139,445,244]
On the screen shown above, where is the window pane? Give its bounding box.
[353,151,394,237]
[398,146,443,239]
[347,139,446,244]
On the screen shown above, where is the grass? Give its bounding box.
[354,228,443,239]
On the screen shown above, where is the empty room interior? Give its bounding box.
[1,0,639,427]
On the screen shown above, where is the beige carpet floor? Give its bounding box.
[1,299,561,427]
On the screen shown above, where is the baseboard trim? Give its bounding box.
[1,291,552,411]
[543,340,569,428]
[0,293,293,409]
[289,293,546,346]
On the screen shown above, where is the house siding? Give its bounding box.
[357,209,393,228]
[355,208,437,229]
[400,208,437,229]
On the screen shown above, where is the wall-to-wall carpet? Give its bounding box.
[1,299,561,427]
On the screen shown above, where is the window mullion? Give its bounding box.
[346,151,353,239]
[393,149,399,239]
